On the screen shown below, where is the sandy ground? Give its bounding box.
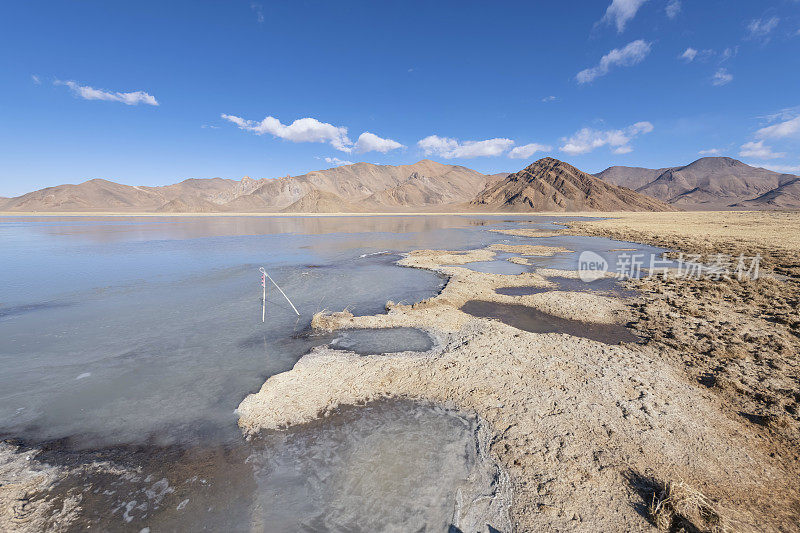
[239,232,800,531]
[565,210,800,277]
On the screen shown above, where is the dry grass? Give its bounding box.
[648,480,727,533]
[565,210,800,277]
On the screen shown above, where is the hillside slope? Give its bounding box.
[470,157,675,212]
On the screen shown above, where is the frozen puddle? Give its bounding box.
[330,327,434,354]
[20,401,505,532]
[461,300,639,344]
[250,400,505,532]
[495,276,636,298]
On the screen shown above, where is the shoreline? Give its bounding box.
[238,218,800,531]
[0,209,783,218]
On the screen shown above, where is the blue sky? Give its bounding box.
[1,0,799,196]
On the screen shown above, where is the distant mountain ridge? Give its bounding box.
[0,160,488,213]
[3,156,798,213]
[594,157,800,209]
[470,157,675,212]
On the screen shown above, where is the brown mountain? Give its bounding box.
[470,157,675,212]
[225,160,486,212]
[1,179,167,212]
[280,190,364,213]
[595,157,800,209]
[733,177,800,209]
[593,165,671,191]
[0,176,265,212]
[0,160,494,213]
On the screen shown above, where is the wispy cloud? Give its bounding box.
[720,46,738,62]
[756,115,800,139]
[250,2,264,23]
[560,121,653,155]
[221,114,404,154]
[747,17,779,41]
[597,0,648,33]
[417,135,514,159]
[698,148,722,156]
[508,143,552,159]
[576,40,651,83]
[761,163,800,174]
[353,132,404,153]
[541,95,557,102]
[665,0,681,19]
[55,80,158,106]
[679,48,698,62]
[324,157,353,167]
[739,140,785,159]
[711,68,733,86]
[31,74,41,85]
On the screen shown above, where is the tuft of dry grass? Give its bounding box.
[648,480,727,533]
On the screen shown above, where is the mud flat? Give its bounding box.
[238,241,800,531]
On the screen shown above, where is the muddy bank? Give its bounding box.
[239,243,800,531]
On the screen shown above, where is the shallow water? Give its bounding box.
[1,215,517,447]
[330,327,434,354]
[460,300,640,344]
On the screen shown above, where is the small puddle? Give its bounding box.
[449,260,528,275]
[249,400,496,532]
[330,327,434,354]
[461,300,639,344]
[495,286,549,296]
[495,276,637,298]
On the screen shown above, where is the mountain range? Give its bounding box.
[1,157,797,213]
[594,157,800,209]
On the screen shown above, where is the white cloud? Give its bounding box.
[541,95,557,102]
[747,17,779,40]
[739,141,786,159]
[221,114,402,153]
[200,124,219,129]
[698,148,722,156]
[55,80,158,106]
[324,157,353,167]
[711,68,733,86]
[222,114,352,151]
[761,163,800,174]
[31,74,41,85]
[598,0,648,33]
[680,48,698,62]
[417,135,514,159]
[576,40,651,83]
[353,132,404,153]
[508,143,552,159]
[756,115,800,139]
[665,0,681,19]
[560,121,653,155]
